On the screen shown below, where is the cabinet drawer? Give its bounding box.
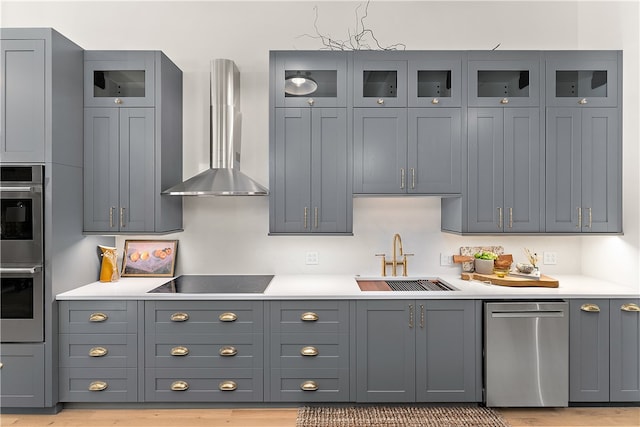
[270,368,350,402]
[271,333,349,370]
[145,368,263,402]
[146,333,263,369]
[59,334,137,368]
[60,300,138,334]
[270,300,349,334]
[146,301,263,334]
[59,367,137,402]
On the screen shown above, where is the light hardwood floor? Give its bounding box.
[1,407,639,427]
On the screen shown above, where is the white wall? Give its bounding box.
[3,1,638,286]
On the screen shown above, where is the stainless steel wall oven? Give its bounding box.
[1,165,44,342]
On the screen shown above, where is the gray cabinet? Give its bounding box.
[466,107,541,232]
[83,51,183,234]
[356,300,480,402]
[0,344,45,407]
[144,301,264,402]
[353,53,407,108]
[58,300,140,403]
[268,300,351,402]
[569,299,640,403]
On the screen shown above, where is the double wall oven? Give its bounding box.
[1,165,44,342]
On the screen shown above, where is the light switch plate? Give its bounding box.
[543,252,557,265]
[305,251,319,265]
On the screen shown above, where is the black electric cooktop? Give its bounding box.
[148,275,274,294]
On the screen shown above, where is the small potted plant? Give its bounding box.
[474,250,498,274]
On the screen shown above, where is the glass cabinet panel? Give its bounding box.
[477,70,529,98]
[555,70,607,98]
[353,56,407,107]
[468,58,539,107]
[93,70,145,98]
[408,56,462,107]
[417,70,451,98]
[284,70,337,98]
[362,70,397,98]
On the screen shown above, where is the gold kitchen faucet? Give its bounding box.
[376,233,414,276]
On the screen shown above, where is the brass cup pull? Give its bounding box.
[219,381,237,391]
[300,346,319,357]
[89,312,108,322]
[300,380,319,391]
[170,346,189,356]
[301,312,319,322]
[580,303,601,313]
[621,303,640,312]
[88,381,108,392]
[170,380,189,391]
[219,312,238,322]
[219,346,238,357]
[88,347,108,357]
[170,312,189,322]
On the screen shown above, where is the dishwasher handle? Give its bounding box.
[491,310,565,318]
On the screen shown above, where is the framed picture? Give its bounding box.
[121,240,178,277]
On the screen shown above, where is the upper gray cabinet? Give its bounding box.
[408,54,462,108]
[83,51,183,234]
[353,52,407,108]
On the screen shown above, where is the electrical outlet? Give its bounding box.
[440,253,453,266]
[305,251,319,265]
[543,252,557,265]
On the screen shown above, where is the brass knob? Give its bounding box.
[170,312,189,322]
[170,346,189,356]
[219,381,237,391]
[170,380,189,391]
[431,97,440,104]
[307,98,315,106]
[300,380,319,391]
[377,98,385,105]
[579,98,588,105]
[89,312,108,322]
[88,381,108,391]
[0,362,3,369]
[621,303,640,312]
[219,312,237,322]
[300,346,319,357]
[500,97,509,104]
[114,98,123,105]
[88,347,108,357]
[219,346,238,357]
[580,303,601,312]
[301,312,319,322]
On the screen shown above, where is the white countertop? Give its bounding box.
[56,274,639,300]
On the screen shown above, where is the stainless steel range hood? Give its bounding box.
[163,59,268,196]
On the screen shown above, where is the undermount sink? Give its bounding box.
[356,278,458,292]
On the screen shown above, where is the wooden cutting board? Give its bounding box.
[461,272,559,288]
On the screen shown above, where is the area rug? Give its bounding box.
[296,405,511,427]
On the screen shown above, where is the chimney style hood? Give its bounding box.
[163,59,268,196]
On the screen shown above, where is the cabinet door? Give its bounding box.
[408,108,461,194]
[416,300,478,402]
[408,57,462,108]
[569,300,610,402]
[610,299,640,402]
[356,300,415,402]
[272,108,312,233]
[545,108,582,232]
[466,108,504,232]
[83,108,121,232]
[310,108,350,233]
[469,59,540,107]
[353,108,408,194]
[119,108,155,232]
[503,108,540,232]
[353,57,407,108]
[0,39,46,163]
[581,108,620,233]
[0,343,45,407]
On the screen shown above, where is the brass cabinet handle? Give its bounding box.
[88,347,108,357]
[410,168,416,189]
[170,380,189,391]
[120,207,125,228]
[89,312,108,322]
[219,346,238,357]
[577,207,582,228]
[431,97,440,105]
[314,207,319,229]
[88,381,108,392]
[219,381,237,391]
[400,168,405,190]
[170,312,189,322]
[303,206,308,229]
[114,97,123,105]
[409,304,414,328]
[419,304,425,329]
[587,207,592,228]
[300,346,319,357]
[301,312,319,322]
[508,207,513,229]
[170,346,190,356]
[307,98,315,106]
[621,303,640,312]
[0,362,3,369]
[219,312,238,322]
[377,98,385,105]
[301,380,319,391]
[497,207,503,229]
[109,207,115,228]
[581,303,601,313]
[579,98,588,105]
[500,97,509,104]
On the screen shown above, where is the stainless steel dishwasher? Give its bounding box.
[484,301,568,407]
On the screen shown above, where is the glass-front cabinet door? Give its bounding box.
[84,51,156,107]
[545,52,619,107]
[353,52,407,108]
[273,51,347,108]
[408,54,462,107]
[468,53,540,107]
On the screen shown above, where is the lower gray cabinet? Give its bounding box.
[569,299,640,402]
[356,300,480,402]
[0,344,45,407]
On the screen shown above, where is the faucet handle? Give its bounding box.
[375,254,388,276]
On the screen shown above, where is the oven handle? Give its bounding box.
[0,266,42,274]
[0,186,40,193]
